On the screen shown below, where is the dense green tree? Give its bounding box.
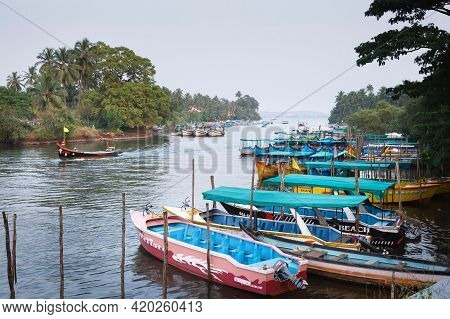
[73,38,94,107]
[6,72,23,92]
[30,73,65,111]
[0,107,29,143]
[0,86,32,119]
[355,0,450,171]
[348,100,403,134]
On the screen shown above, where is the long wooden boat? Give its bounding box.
[163,206,363,250]
[424,178,450,195]
[371,182,439,203]
[56,142,122,158]
[256,161,295,181]
[220,202,405,248]
[241,223,450,287]
[131,211,308,295]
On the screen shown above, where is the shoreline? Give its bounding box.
[2,130,163,146]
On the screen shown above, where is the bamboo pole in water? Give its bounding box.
[249,154,256,230]
[12,214,17,285]
[391,271,395,299]
[162,210,169,299]
[206,203,212,282]
[395,161,403,212]
[209,175,216,208]
[354,168,360,232]
[2,212,15,299]
[59,206,64,299]
[191,158,195,222]
[121,193,126,299]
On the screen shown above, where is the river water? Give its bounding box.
[0,120,448,299]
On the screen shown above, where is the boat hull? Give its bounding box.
[256,161,295,181]
[56,143,122,158]
[242,226,450,287]
[133,214,307,296]
[371,183,439,203]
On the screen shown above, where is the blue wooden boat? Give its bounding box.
[240,223,450,287]
[165,206,363,250]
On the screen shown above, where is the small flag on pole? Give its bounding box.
[292,157,301,171]
[64,127,69,133]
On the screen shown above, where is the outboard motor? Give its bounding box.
[273,260,308,290]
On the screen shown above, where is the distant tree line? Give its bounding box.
[1,39,261,143]
[332,0,449,171]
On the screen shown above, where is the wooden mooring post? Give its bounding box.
[206,203,212,282]
[121,193,126,299]
[249,154,256,230]
[12,214,17,285]
[191,158,195,222]
[391,271,395,299]
[395,161,403,213]
[2,212,15,299]
[59,206,64,299]
[162,210,169,299]
[210,176,216,209]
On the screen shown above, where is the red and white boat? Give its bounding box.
[131,210,308,296]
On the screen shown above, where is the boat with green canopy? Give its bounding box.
[202,186,368,209]
[207,186,405,248]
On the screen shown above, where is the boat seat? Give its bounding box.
[331,254,347,262]
[336,235,353,244]
[395,261,406,270]
[365,259,378,266]
[305,250,327,258]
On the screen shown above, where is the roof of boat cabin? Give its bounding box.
[303,161,392,170]
[263,174,394,195]
[202,186,368,208]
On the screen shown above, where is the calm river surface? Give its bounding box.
[0,122,448,299]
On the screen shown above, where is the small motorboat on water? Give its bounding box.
[181,128,194,136]
[56,139,122,158]
[130,210,308,295]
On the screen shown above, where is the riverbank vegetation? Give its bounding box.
[1,40,261,143]
[330,0,449,171]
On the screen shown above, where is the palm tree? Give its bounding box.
[54,47,79,107]
[36,48,56,74]
[6,72,23,92]
[31,73,65,111]
[23,66,38,87]
[73,38,94,107]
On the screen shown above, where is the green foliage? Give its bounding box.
[355,0,450,171]
[348,100,403,134]
[329,85,408,124]
[166,89,261,123]
[2,38,261,143]
[0,107,29,143]
[0,87,32,119]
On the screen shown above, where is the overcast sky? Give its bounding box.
[1,0,448,114]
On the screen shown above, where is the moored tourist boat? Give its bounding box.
[181,128,194,136]
[130,211,308,295]
[164,206,364,250]
[194,128,208,137]
[241,223,450,287]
